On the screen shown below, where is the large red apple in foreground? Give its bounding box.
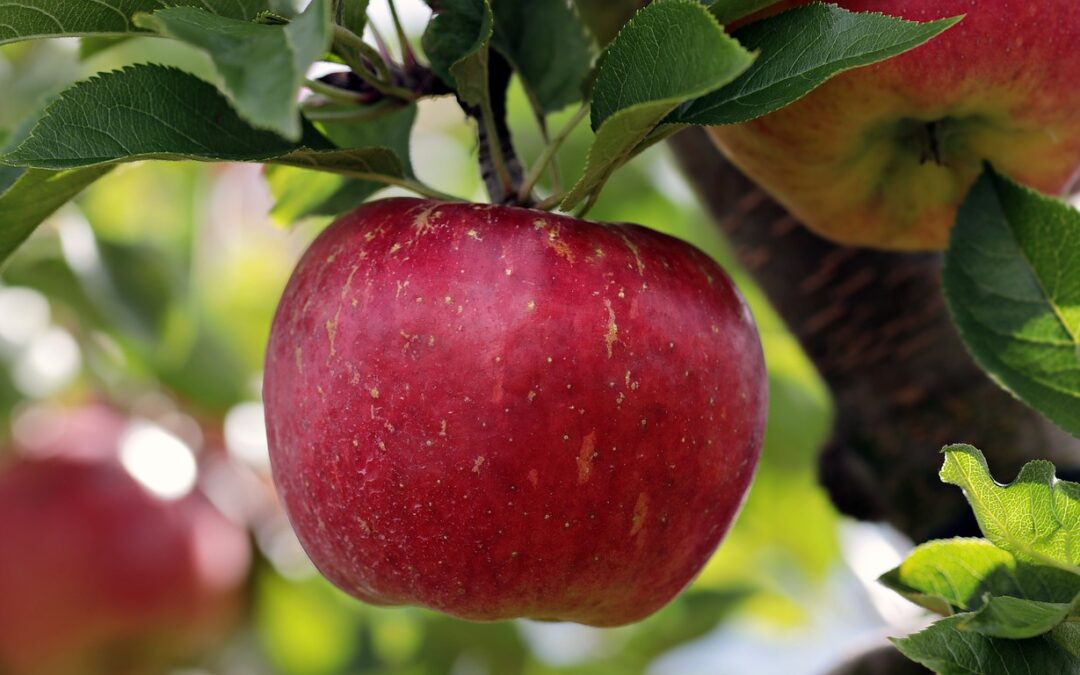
[709,0,1080,250]
[0,407,251,675]
[264,198,767,626]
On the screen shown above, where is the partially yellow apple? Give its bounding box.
[709,0,1080,250]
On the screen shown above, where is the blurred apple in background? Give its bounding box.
[0,405,251,675]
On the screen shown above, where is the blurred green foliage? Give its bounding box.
[0,23,837,674]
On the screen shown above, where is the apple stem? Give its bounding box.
[921,121,943,165]
[518,104,590,206]
[478,102,516,201]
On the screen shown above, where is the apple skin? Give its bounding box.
[264,198,767,626]
[0,407,251,675]
[708,0,1080,251]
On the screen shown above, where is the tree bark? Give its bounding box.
[668,127,1079,542]
[824,646,930,675]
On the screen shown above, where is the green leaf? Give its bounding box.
[588,0,754,130]
[961,593,1080,639]
[0,0,268,45]
[317,105,416,178]
[332,0,369,34]
[79,36,133,59]
[265,166,349,224]
[0,166,20,193]
[884,451,1080,670]
[272,146,403,178]
[943,168,1080,438]
[708,0,782,25]
[489,0,594,114]
[1,65,403,185]
[881,538,1080,617]
[134,0,332,141]
[422,0,494,107]
[940,445,1080,573]
[561,0,753,211]
[670,4,960,126]
[893,615,1080,675]
[3,65,318,167]
[1053,623,1080,659]
[0,167,112,266]
[267,103,417,221]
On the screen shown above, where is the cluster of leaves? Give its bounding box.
[0,0,958,263]
[907,168,1080,672]
[565,0,958,210]
[890,167,1080,672]
[882,445,1080,673]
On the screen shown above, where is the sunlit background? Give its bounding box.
[0,2,938,673]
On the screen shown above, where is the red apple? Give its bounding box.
[263,198,767,626]
[0,407,251,675]
[708,0,1080,250]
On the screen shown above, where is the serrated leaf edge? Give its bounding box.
[940,444,1080,577]
[676,3,962,126]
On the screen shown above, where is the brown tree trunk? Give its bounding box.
[668,127,1079,543]
[824,646,930,675]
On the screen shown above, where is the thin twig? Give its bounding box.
[532,109,562,197]
[386,0,417,69]
[353,67,417,101]
[367,21,395,64]
[304,78,360,104]
[518,104,589,203]
[332,25,376,74]
[353,40,393,83]
[331,25,415,100]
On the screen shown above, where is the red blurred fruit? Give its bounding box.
[0,407,251,675]
[264,198,767,626]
